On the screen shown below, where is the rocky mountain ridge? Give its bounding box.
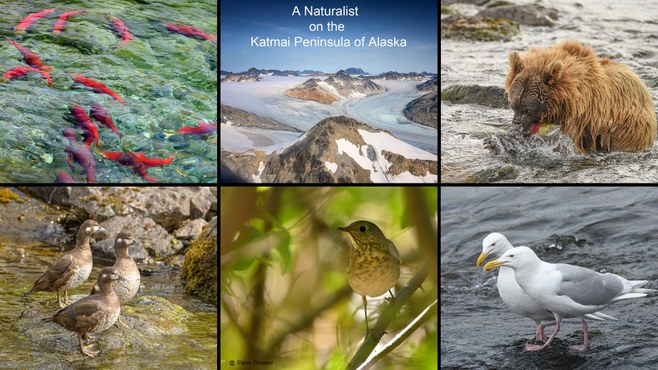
[284,71,385,104]
[221,116,437,183]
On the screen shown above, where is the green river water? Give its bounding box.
[0,0,217,183]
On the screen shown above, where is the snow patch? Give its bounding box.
[317,81,341,97]
[390,171,438,183]
[358,130,437,160]
[324,161,338,173]
[349,92,366,99]
[335,130,437,183]
[335,138,390,183]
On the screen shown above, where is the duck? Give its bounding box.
[26,219,102,308]
[45,267,123,357]
[90,230,139,303]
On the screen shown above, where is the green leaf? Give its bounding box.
[273,228,292,273]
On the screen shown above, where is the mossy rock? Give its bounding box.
[182,216,217,304]
[0,188,24,204]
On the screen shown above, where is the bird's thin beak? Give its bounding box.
[338,227,347,232]
[484,259,506,272]
[477,251,489,267]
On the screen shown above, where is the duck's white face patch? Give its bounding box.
[117,238,124,244]
[85,227,92,232]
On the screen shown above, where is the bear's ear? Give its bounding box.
[544,61,563,86]
[509,51,524,75]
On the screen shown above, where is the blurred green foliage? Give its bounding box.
[220,186,437,369]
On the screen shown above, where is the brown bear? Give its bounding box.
[505,40,657,152]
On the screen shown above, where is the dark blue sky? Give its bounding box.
[220,0,438,74]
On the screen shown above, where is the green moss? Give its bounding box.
[182,222,217,304]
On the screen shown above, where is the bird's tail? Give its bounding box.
[584,311,618,321]
[613,280,656,302]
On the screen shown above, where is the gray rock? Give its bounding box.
[476,4,558,26]
[375,71,427,81]
[417,76,438,92]
[95,215,182,262]
[441,84,508,108]
[174,218,209,240]
[222,103,295,130]
[220,74,260,82]
[22,187,217,229]
[403,92,438,128]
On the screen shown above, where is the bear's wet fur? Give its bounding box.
[505,40,656,152]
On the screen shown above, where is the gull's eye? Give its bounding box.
[359,225,367,232]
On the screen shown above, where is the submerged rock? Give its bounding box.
[18,295,191,357]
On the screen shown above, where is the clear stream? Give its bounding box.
[0,0,217,183]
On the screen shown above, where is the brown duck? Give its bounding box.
[90,231,139,304]
[45,267,123,357]
[25,219,102,308]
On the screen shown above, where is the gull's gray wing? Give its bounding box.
[555,263,623,306]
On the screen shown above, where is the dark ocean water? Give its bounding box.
[441,187,658,369]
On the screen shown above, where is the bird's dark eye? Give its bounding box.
[492,243,496,246]
[509,254,514,257]
[359,225,367,232]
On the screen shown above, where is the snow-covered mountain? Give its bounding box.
[283,71,385,104]
[221,115,437,183]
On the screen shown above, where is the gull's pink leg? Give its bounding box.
[568,320,589,351]
[525,320,560,351]
[535,321,556,342]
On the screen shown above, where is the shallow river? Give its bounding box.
[441,187,658,369]
[441,0,658,182]
[0,236,217,368]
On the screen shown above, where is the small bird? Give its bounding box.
[485,246,655,351]
[25,220,102,308]
[45,267,123,357]
[89,231,139,329]
[89,231,139,304]
[338,220,400,332]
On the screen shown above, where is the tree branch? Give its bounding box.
[346,263,430,369]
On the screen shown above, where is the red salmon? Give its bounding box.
[14,8,56,34]
[176,122,217,135]
[5,38,53,72]
[101,151,160,182]
[90,102,122,137]
[112,17,133,48]
[70,74,125,104]
[63,128,96,183]
[164,22,216,43]
[52,10,83,33]
[70,104,100,147]
[55,169,76,183]
[1,66,52,86]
